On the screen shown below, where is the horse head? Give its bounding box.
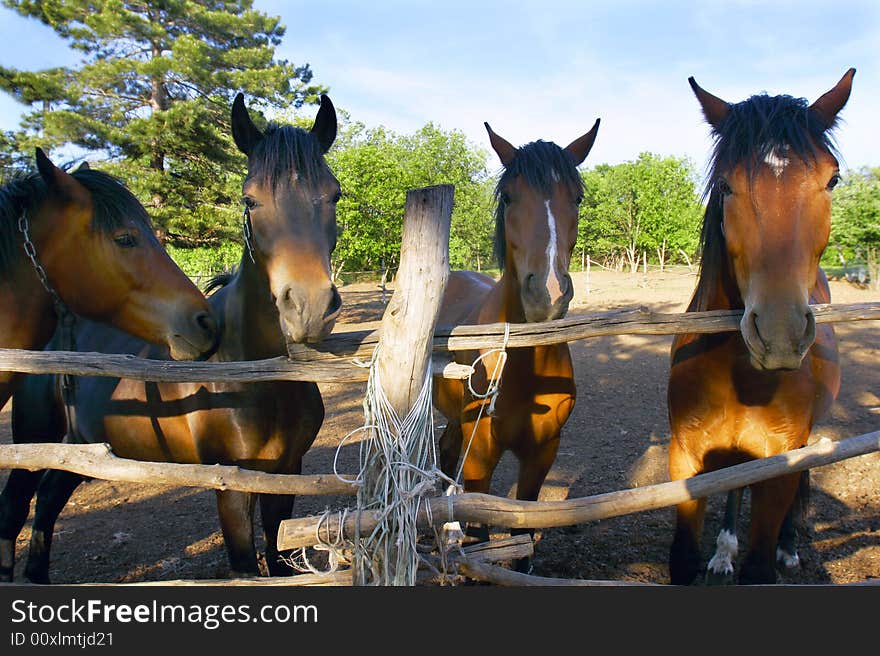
[690,69,854,370]
[231,93,342,344]
[27,149,218,360]
[487,119,599,322]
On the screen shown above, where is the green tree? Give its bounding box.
[326,121,492,277]
[0,0,323,245]
[577,153,703,271]
[829,167,880,289]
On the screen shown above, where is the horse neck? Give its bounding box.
[219,252,287,361]
[492,271,529,324]
[0,254,57,352]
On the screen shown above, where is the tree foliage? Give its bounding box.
[578,153,703,270]
[325,121,493,275]
[1,0,324,245]
[829,166,880,288]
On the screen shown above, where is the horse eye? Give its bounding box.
[331,191,342,204]
[717,178,733,196]
[827,173,841,191]
[114,233,137,248]
[575,195,584,206]
[500,192,511,205]
[242,196,257,209]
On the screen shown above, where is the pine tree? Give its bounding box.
[0,0,324,245]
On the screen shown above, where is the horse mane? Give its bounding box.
[690,93,841,311]
[247,123,331,191]
[204,269,237,295]
[0,165,155,276]
[493,140,585,269]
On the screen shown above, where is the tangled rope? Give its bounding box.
[282,324,511,585]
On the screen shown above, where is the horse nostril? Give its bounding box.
[799,310,816,353]
[195,311,217,338]
[325,286,342,319]
[749,311,768,350]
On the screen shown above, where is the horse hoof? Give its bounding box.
[25,572,50,585]
[0,566,13,583]
[776,548,800,572]
[704,568,735,586]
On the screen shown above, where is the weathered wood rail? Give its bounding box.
[0,301,877,384]
[275,430,880,550]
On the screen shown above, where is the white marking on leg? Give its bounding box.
[706,529,738,575]
[544,199,563,301]
[776,546,800,569]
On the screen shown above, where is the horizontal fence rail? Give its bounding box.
[0,442,357,496]
[276,430,880,550]
[0,302,877,385]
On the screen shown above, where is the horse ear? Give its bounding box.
[311,94,337,153]
[688,76,730,130]
[76,160,90,171]
[564,118,601,166]
[231,92,263,156]
[35,147,85,202]
[810,68,856,129]
[484,122,518,166]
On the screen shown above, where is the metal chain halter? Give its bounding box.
[18,209,78,434]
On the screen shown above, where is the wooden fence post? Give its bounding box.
[376,184,453,416]
[354,184,453,585]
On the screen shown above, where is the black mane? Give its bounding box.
[247,124,331,191]
[493,140,584,269]
[0,166,154,275]
[691,93,840,311]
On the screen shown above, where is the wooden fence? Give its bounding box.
[1,184,879,586]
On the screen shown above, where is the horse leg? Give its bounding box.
[0,377,66,581]
[25,469,85,584]
[460,427,503,545]
[776,470,810,572]
[259,493,295,577]
[0,470,44,581]
[438,420,464,481]
[510,436,560,573]
[739,472,801,584]
[668,440,706,585]
[705,488,743,585]
[215,490,259,577]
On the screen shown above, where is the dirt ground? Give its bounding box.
[1,268,878,585]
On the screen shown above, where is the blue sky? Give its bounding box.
[1,0,878,178]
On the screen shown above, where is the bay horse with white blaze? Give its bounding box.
[0,93,341,583]
[433,118,599,569]
[667,69,854,585]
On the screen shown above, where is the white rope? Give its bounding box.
[352,344,456,586]
[457,322,511,484]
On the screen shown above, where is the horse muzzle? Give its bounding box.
[740,306,816,371]
[277,283,342,344]
[166,310,221,361]
[521,272,573,322]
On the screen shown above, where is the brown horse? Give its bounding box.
[0,93,341,583]
[667,69,854,585]
[0,149,218,412]
[433,118,599,569]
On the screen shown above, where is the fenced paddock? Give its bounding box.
[1,188,879,586]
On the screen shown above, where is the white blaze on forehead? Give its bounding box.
[764,147,790,177]
[544,199,563,301]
